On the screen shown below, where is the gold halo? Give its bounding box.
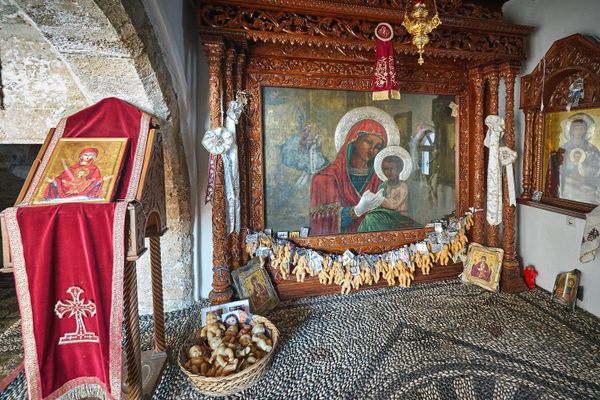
[334,106,400,153]
[569,147,586,164]
[374,145,413,181]
[562,112,595,142]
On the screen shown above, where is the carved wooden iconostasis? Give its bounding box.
[196,0,533,304]
[519,34,600,219]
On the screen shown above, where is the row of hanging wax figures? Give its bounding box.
[309,119,418,235]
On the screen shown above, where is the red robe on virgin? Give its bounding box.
[309,119,387,235]
[44,148,104,200]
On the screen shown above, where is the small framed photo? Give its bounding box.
[289,231,300,239]
[300,227,310,238]
[276,231,289,239]
[551,269,581,310]
[200,299,250,326]
[232,259,279,315]
[461,243,504,292]
[200,305,225,326]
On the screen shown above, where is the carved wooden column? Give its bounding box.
[224,46,242,270]
[484,65,500,247]
[150,236,166,352]
[458,91,471,215]
[234,48,249,266]
[469,67,485,244]
[521,109,535,200]
[500,64,528,293]
[123,260,143,400]
[532,111,545,193]
[203,38,234,304]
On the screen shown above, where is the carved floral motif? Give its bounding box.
[200,3,525,61]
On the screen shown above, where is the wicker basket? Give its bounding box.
[178,315,279,397]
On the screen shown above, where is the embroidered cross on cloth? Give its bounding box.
[372,23,401,101]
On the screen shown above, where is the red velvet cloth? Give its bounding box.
[60,97,145,199]
[11,204,124,398]
[5,98,148,399]
[309,120,386,235]
[372,23,400,101]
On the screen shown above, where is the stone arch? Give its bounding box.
[0,0,193,313]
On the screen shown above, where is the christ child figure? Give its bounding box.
[44,148,113,200]
[357,146,419,232]
[380,155,408,215]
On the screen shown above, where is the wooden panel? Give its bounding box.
[274,262,464,300]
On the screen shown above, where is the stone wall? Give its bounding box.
[0,0,194,313]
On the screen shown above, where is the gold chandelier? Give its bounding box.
[402,0,441,65]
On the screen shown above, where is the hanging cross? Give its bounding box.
[54,286,99,345]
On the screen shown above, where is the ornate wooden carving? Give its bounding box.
[137,130,167,237]
[198,1,529,63]
[235,48,250,266]
[200,0,505,21]
[500,64,528,293]
[458,90,470,215]
[532,111,544,193]
[501,65,517,262]
[521,109,534,200]
[198,0,530,299]
[203,38,234,304]
[484,64,500,247]
[223,46,242,270]
[520,34,600,218]
[469,67,485,244]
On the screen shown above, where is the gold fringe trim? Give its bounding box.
[54,383,110,400]
[372,90,401,101]
[372,91,390,101]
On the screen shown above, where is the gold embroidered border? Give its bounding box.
[124,113,151,201]
[109,202,128,398]
[4,207,42,400]
[18,118,67,206]
[43,378,110,400]
[309,202,341,217]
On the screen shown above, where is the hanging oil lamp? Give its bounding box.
[402,0,441,65]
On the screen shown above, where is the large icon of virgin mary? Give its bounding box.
[309,107,400,235]
[547,112,600,204]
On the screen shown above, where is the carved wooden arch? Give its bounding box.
[519,34,600,217]
[197,0,532,302]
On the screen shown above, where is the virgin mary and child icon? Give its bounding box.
[29,138,128,206]
[309,106,419,235]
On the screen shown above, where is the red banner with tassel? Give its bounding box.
[372,23,400,101]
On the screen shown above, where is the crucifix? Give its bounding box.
[54,286,99,345]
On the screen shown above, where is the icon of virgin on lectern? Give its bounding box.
[29,137,128,206]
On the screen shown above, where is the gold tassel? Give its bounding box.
[372,91,390,101]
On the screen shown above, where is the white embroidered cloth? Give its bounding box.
[202,96,246,233]
[484,115,505,226]
[580,204,600,263]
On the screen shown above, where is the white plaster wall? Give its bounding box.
[142,0,213,300]
[503,0,600,316]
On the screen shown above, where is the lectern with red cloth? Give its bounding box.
[1,98,168,400]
